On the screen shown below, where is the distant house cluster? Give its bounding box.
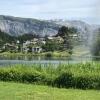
[0,34,79,53]
[0,36,64,53]
[22,38,44,53]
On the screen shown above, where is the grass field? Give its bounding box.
[0,82,100,100]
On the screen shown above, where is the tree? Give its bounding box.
[17,34,39,43]
[57,26,69,37]
[42,40,60,52]
[57,26,77,50]
[0,30,16,45]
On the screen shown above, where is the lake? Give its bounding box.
[0,55,99,66]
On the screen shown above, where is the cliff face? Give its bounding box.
[0,15,59,37]
[0,15,99,41]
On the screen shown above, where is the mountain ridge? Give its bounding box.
[0,15,99,40]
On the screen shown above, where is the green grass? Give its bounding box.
[0,63,100,89]
[0,81,100,100]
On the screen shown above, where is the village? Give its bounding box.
[0,36,63,53]
[0,34,79,54]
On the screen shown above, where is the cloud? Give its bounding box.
[0,0,99,24]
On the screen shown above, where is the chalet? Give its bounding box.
[22,47,29,53]
[69,34,78,39]
[47,36,54,40]
[3,43,18,52]
[47,36,64,43]
[32,47,42,53]
[54,36,64,43]
[22,42,29,53]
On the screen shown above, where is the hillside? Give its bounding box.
[0,30,16,46]
[0,15,100,45]
[0,15,59,37]
[0,15,98,36]
[0,30,41,45]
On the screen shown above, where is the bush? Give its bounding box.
[0,70,21,82]
[0,68,47,84]
[54,72,74,88]
[75,77,93,89]
[0,63,100,90]
[45,52,52,57]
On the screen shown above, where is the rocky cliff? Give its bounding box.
[0,15,99,41]
[0,15,59,37]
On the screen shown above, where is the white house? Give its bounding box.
[32,47,42,53]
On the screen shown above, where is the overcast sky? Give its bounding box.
[0,0,99,24]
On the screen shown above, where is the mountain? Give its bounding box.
[0,15,99,42]
[0,15,59,37]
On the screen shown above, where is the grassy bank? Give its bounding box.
[0,51,70,57]
[0,81,100,100]
[0,63,100,89]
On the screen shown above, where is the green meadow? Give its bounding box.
[0,81,100,100]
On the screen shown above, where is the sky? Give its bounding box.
[0,0,99,24]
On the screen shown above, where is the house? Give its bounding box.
[31,38,39,45]
[54,36,64,43]
[22,39,43,53]
[47,36,64,43]
[32,46,42,53]
[69,34,78,39]
[3,43,18,52]
[24,40,31,45]
[22,42,29,53]
[41,41,46,45]
[22,47,29,53]
[47,37,54,40]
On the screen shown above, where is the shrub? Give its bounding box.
[45,52,52,57]
[0,63,100,90]
[54,72,74,88]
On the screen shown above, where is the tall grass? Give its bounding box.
[0,62,100,89]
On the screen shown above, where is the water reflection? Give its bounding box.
[0,55,72,61]
[0,55,100,66]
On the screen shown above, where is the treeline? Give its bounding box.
[17,34,40,43]
[0,30,15,42]
[0,30,16,47]
[0,30,39,44]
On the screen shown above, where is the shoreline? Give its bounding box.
[0,51,71,57]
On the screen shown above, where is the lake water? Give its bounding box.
[0,55,99,66]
